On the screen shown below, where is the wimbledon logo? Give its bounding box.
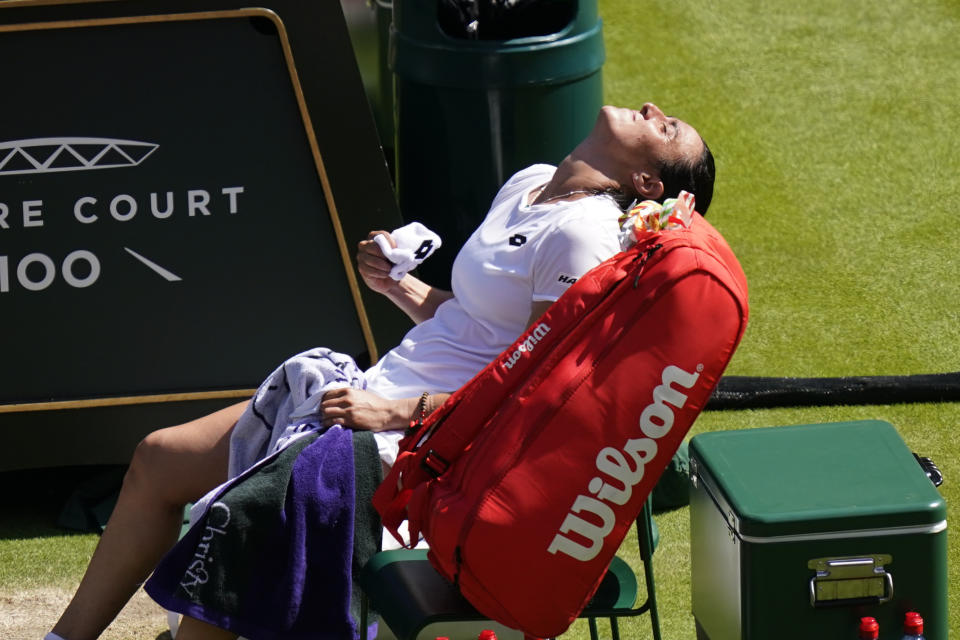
[0,137,158,175]
[0,135,245,292]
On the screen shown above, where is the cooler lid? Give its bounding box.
[690,420,946,539]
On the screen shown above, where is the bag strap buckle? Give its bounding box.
[421,449,450,478]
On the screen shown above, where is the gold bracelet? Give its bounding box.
[405,392,430,436]
[424,393,434,418]
[415,391,429,424]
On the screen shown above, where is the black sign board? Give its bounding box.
[0,1,407,469]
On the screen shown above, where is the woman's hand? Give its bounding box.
[320,387,415,432]
[357,230,399,295]
[356,228,455,324]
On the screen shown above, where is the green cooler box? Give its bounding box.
[689,420,947,640]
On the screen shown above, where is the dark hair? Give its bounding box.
[657,138,716,216]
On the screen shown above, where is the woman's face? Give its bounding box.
[596,103,704,178]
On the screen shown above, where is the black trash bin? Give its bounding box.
[390,0,604,287]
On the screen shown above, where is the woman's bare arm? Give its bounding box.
[357,231,455,324]
[320,388,453,431]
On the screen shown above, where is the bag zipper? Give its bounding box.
[634,243,662,287]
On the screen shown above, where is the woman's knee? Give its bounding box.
[123,402,244,503]
[124,418,233,505]
[124,427,187,501]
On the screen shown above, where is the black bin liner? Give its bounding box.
[439,0,576,39]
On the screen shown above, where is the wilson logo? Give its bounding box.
[547,364,701,561]
[502,322,550,370]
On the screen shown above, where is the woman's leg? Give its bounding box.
[172,616,238,640]
[51,400,249,640]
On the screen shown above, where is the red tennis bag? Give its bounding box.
[373,214,749,638]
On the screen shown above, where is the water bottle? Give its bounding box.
[858,616,879,640]
[901,611,926,640]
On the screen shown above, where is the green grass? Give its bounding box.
[603,0,960,379]
[0,468,104,589]
[0,531,99,589]
[3,0,958,638]
[593,0,959,636]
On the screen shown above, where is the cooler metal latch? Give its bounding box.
[808,554,894,608]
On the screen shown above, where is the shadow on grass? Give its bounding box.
[0,465,126,541]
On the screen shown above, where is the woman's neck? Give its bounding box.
[533,152,620,205]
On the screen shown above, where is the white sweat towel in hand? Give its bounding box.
[372,222,442,280]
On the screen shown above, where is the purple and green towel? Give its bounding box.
[145,425,383,640]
